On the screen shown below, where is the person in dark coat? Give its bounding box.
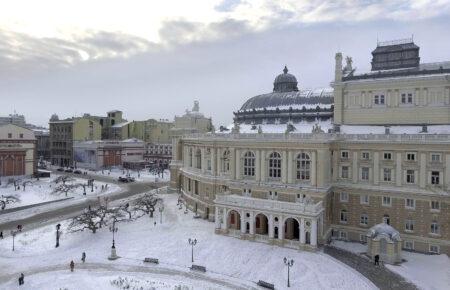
[0,231,3,239]
[18,273,24,285]
[374,254,380,266]
[81,252,86,263]
[70,260,75,272]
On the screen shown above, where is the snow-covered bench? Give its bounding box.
[257,280,275,290]
[143,258,159,264]
[190,264,206,272]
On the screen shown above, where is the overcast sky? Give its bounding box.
[1,0,450,127]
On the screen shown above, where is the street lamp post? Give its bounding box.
[10,229,18,251]
[188,238,197,263]
[283,257,294,287]
[159,206,164,224]
[108,219,119,260]
[55,223,61,248]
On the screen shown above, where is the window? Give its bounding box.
[296,153,310,181]
[19,133,23,139]
[431,201,440,211]
[374,94,385,105]
[361,167,369,181]
[383,214,390,225]
[361,152,370,160]
[194,180,199,195]
[405,198,415,209]
[360,214,368,226]
[431,153,441,162]
[222,150,230,172]
[360,194,369,205]
[195,149,202,169]
[339,231,347,240]
[187,179,191,192]
[431,171,440,185]
[431,222,440,234]
[401,92,413,104]
[340,192,348,202]
[383,168,392,182]
[382,196,391,206]
[383,152,392,160]
[7,133,12,138]
[268,152,282,179]
[268,191,278,200]
[340,210,348,223]
[360,234,368,243]
[405,219,414,231]
[207,159,211,171]
[341,166,349,179]
[406,153,416,161]
[341,151,349,159]
[429,245,440,254]
[406,170,415,184]
[404,240,414,250]
[188,148,193,167]
[243,151,255,177]
[243,188,251,197]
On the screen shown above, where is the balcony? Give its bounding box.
[215,194,323,216]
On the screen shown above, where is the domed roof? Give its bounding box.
[367,223,401,242]
[273,66,299,92]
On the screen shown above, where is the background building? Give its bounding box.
[170,40,450,257]
[0,124,36,177]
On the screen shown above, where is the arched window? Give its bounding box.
[340,210,348,222]
[195,149,201,169]
[296,153,310,181]
[188,148,193,167]
[243,151,255,177]
[222,150,230,172]
[268,152,281,179]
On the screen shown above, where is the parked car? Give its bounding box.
[74,169,82,174]
[57,167,64,172]
[118,176,129,183]
[64,168,73,173]
[127,176,135,182]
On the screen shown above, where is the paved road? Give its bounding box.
[324,245,419,290]
[0,172,168,235]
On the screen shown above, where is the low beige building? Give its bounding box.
[0,124,36,177]
[170,39,450,255]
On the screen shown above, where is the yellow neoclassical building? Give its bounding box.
[170,39,450,256]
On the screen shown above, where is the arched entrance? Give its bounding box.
[284,218,300,240]
[255,213,269,235]
[228,210,241,230]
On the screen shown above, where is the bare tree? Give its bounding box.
[0,195,20,210]
[133,193,162,218]
[68,206,109,234]
[53,175,74,185]
[22,180,34,191]
[52,183,83,197]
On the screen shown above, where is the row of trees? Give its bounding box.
[68,192,162,234]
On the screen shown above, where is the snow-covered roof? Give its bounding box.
[111,121,131,128]
[367,223,401,242]
[340,125,450,134]
[219,120,333,134]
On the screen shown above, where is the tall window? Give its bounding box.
[222,150,230,172]
[383,168,392,182]
[405,219,414,231]
[382,196,391,207]
[431,171,440,185]
[340,210,348,223]
[401,92,413,104]
[406,170,415,184]
[361,167,369,181]
[195,149,202,169]
[341,166,349,179]
[189,148,193,167]
[374,94,385,105]
[360,194,369,205]
[431,222,439,234]
[296,153,310,181]
[268,152,281,179]
[243,151,255,177]
[360,214,368,226]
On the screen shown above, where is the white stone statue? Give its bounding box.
[192,100,199,112]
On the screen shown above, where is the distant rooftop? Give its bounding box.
[371,38,420,71]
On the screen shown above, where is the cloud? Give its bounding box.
[215,0,243,12]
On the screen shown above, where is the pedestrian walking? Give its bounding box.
[70,260,75,272]
[18,273,24,285]
[154,221,156,227]
[17,224,22,232]
[374,254,380,266]
[81,252,86,263]
[0,231,3,239]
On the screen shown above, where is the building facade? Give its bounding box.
[170,40,450,255]
[0,124,36,177]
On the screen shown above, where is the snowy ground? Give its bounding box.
[88,168,170,183]
[0,174,120,210]
[0,193,376,290]
[331,240,450,290]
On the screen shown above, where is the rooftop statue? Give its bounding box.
[192,100,199,112]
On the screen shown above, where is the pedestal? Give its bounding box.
[108,246,119,260]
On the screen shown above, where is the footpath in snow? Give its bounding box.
[0,193,376,290]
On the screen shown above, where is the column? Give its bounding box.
[300,218,306,244]
[235,149,241,180]
[287,151,293,184]
[249,211,255,235]
[373,152,379,185]
[311,218,318,246]
[311,151,317,186]
[268,214,274,238]
[332,150,338,182]
[230,148,236,179]
[279,218,284,240]
[222,208,228,230]
[215,206,220,229]
[419,153,426,188]
[216,148,222,174]
[282,151,288,183]
[240,210,246,234]
[211,147,216,175]
[396,152,402,186]
[255,150,261,181]
[445,154,450,189]
[260,150,266,182]
[352,151,358,183]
